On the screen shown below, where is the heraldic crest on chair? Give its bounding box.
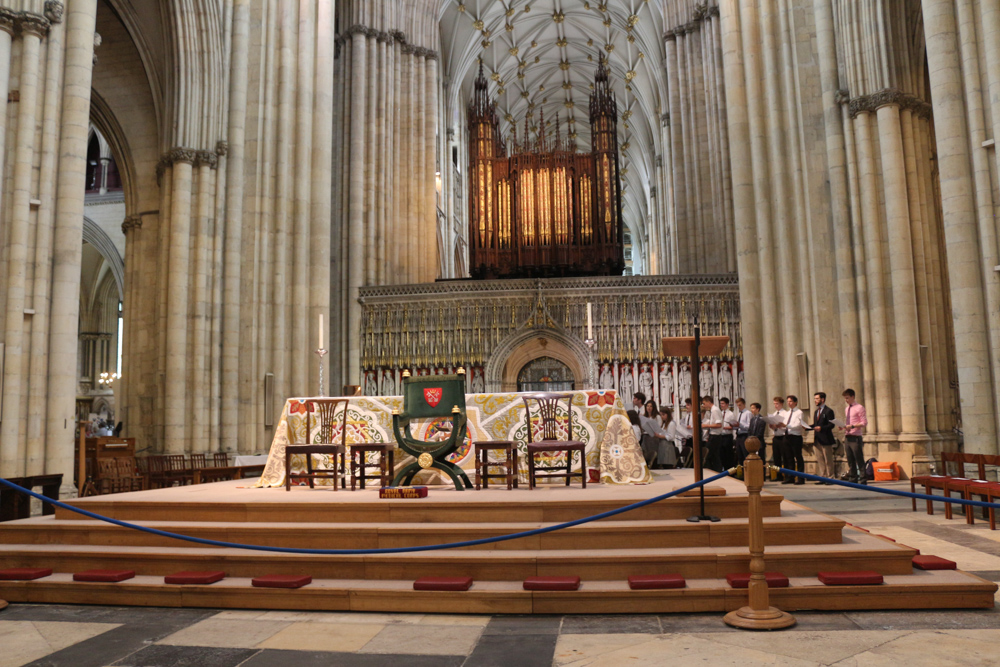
[392,373,473,491]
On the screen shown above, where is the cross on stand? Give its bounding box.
[662,324,729,523]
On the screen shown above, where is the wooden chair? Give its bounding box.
[349,443,395,490]
[212,452,229,467]
[521,393,586,489]
[146,455,167,489]
[952,454,1000,524]
[285,399,349,491]
[910,452,982,516]
[115,457,146,492]
[473,440,518,490]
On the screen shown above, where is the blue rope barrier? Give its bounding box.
[0,471,732,555]
[774,467,1000,509]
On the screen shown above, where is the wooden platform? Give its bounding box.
[0,471,994,614]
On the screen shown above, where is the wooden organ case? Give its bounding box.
[467,60,624,279]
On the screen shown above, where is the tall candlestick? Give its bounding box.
[319,313,324,350]
[586,302,593,340]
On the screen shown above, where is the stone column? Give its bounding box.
[876,102,926,437]
[26,3,67,475]
[347,31,367,384]
[0,9,15,218]
[1,13,48,474]
[46,0,98,491]
[164,153,194,454]
[222,0,249,453]
[310,0,333,395]
[921,0,998,452]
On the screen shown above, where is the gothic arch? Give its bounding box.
[82,216,124,301]
[484,327,592,393]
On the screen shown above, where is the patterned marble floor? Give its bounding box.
[4,479,1000,667]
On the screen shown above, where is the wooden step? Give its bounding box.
[54,493,783,524]
[0,569,992,615]
[0,510,845,551]
[0,531,917,581]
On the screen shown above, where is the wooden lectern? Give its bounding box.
[662,328,730,522]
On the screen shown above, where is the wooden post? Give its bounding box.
[724,436,796,629]
[76,420,89,497]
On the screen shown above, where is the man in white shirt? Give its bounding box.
[734,398,752,466]
[768,396,788,482]
[781,395,806,485]
[701,395,725,471]
[718,397,738,469]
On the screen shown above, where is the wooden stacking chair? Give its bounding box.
[212,452,229,467]
[521,393,586,489]
[285,398,349,491]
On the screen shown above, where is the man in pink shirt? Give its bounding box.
[841,388,868,484]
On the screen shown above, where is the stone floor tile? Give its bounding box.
[258,611,424,624]
[845,609,1000,631]
[110,645,259,667]
[778,612,862,631]
[358,624,483,656]
[844,629,998,667]
[552,633,661,666]
[240,648,464,667]
[659,613,740,634]
[256,621,385,652]
[481,615,562,635]
[466,633,559,667]
[417,614,491,626]
[560,615,661,634]
[211,611,267,621]
[697,629,909,664]
[156,619,291,649]
[0,621,120,667]
[555,633,822,667]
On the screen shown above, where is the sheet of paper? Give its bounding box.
[832,418,847,428]
[764,414,783,425]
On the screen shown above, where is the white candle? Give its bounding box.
[587,302,593,340]
[318,313,324,350]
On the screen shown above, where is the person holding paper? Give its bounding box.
[701,395,725,471]
[782,395,806,485]
[718,397,738,469]
[734,398,752,466]
[768,396,789,481]
[841,388,868,484]
[810,392,836,484]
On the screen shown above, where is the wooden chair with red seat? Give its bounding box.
[941,454,987,520]
[285,398,350,491]
[953,454,1000,525]
[522,393,587,489]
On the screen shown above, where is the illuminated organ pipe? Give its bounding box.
[467,60,624,279]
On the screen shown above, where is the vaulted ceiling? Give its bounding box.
[439,0,665,240]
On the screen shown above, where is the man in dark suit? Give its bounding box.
[810,392,836,484]
[735,402,767,467]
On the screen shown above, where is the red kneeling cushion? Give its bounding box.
[251,574,312,589]
[164,570,226,585]
[726,572,789,588]
[913,555,957,570]
[413,576,473,591]
[628,574,686,590]
[817,570,884,585]
[73,569,135,582]
[0,567,53,580]
[523,576,580,591]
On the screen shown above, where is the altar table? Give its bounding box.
[256,389,652,488]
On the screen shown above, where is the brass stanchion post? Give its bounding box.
[724,437,796,629]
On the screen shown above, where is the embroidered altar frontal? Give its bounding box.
[256,389,652,488]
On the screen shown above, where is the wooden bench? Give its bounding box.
[0,474,63,521]
[910,452,1000,521]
